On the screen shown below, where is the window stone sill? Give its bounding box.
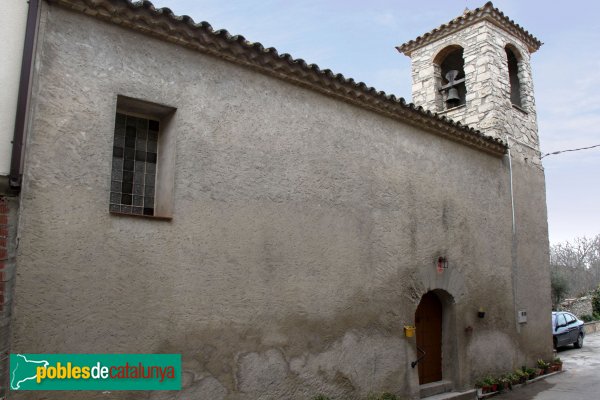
[437,104,466,115]
[110,211,172,221]
[512,104,528,114]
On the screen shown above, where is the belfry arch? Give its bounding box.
[433,45,466,111]
[505,44,523,107]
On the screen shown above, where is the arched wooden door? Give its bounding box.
[415,291,442,384]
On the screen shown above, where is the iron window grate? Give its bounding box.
[109,113,158,216]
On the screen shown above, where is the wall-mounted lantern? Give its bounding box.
[436,256,448,273]
[478,307,486,319]
[404,326,416,338]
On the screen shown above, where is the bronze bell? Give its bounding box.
[446,87,460,107]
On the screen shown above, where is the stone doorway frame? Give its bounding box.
[415,289,460,389]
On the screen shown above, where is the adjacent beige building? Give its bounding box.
[7,1,552,399]
[1,2,35,399]
[0,0,28,179]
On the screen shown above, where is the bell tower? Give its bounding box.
[398,2,553,371]
[397,2,542,164]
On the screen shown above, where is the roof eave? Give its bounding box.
[47,0,507,157]
[397,2,542,57]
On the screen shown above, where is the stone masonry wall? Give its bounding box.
[560,296,593,317]
[409,21,541,167]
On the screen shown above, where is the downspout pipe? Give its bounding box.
[505,135,519,335]
[505,136,516,236]
[9,0,40,192]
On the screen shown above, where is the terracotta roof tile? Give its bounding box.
[47,0,507,156]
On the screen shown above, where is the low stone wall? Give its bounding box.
[560,296,593,317]
[584,321,600,334]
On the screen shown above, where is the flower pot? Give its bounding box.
[555,363,562,372]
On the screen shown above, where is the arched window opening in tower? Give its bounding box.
[435,46,466,110]
[506,46,523,108]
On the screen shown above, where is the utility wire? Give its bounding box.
[541,143,600,159]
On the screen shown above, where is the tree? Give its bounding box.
[550,234,600,298]
[550,270,569,309]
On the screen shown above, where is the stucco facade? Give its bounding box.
[9,1,551,399]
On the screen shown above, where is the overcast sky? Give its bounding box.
[150,0,599,245]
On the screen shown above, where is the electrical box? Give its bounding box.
[518,310,527,323]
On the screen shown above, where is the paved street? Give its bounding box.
[495,332,600,400]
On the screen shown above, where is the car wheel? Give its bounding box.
[574,333,583,349]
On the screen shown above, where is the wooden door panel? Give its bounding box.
[415,292,442,384]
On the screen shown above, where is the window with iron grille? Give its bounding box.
[110,113,159,216]
[109,96,176,219]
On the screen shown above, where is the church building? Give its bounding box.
[4,1,551,399]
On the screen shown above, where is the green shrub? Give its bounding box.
[592,285,600,315]
[581,314,593,322]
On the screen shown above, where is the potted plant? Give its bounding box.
[524,367,537,380]
[474,378,485,395]
[480,376,496,393]
[488,376,498,392]
[498,375,511,392]
[514,369,527,384]
[508,372,520,386]
[536,359,550,374]
[552,357,563,372]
